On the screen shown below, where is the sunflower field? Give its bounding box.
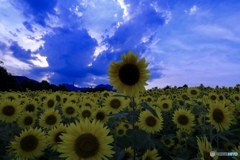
[0,51,240,160]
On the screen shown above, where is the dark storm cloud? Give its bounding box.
[9,42,32,61]
[10,0,58,26]
[38,27,98,84]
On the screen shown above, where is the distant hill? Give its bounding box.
[14,76,114,92]
[63,83,115,92]
[14,76,39,85]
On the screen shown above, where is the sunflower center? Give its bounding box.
[47,100,55,108]
[210,95,217,100]
[74,133,99,158]
[163,103,169,109]
[164,139,171,145]
[56,95,61,102]
[212,108,224,123]
[96,112,105,120]
[119,63,140,85]
[2,105,15,116]
[103,93,109,97]
[110,99,121,109]
[182,95,188,100]
[203,151,213,160]
[145,156,151,160]
[82,110,91,118]
[145,116,157,127]
[46,115,57,125]
[219,95,224,100]
[123,152,132,159]
[24,116,33,125]
[177,115,189,125]
[118,129,124,135]
[85,103,91,107]
[190,90,197,95]
[66,107,75,115]
[20,135,38,152]
[124,124,129,129]
[55,132,64,143]
[181,132,187,138]
[25,104,35,112]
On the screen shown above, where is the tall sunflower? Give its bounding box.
[142,148,161,160]
[138,109,163,134]
[206,101,234,132]
[58,119,114,159]
[108,51,150,96]
[196,136,218,160]
[0,100,22,123]
[9,127,47,159]
[172,108,195,130]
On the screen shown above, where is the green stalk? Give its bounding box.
[131,96,136,160]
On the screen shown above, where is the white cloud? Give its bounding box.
[0,51,32,74]
[189,5,197,15]
[29,53,49,67]
[117,0,130,21]
[41,72,54,83]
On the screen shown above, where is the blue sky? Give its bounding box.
[0,0,240,89]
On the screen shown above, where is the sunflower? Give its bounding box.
[58,119,115,159]
[119,147,134,159]
[61,102,79,118]
[93,107,110,123]
[187,87,200,98]
[138,109,163,134]
[232,144,240,160]
[79,106,93,119]
[116,122,127,137]
[159,99,172,112]
[108,51,150,96]
[43,95,57,109]
[17,111,36,129]
[176,128,193,142]
[104,96,127,114]
[80,99,95,108]
[224,142,236,152]
[196,136,218,160]
[22,100,38,113]
[39,108,61,129]
[206,101,234,132]
[47,123,67,152]
[208,92,218,101]
[142,148,161,160]
[0,100,22,123]
[172,108,195,130]
[161,138,175,148]
[9,127,47,159]
[2,92,18,101]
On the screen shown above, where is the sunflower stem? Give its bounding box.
[131,96,136,160]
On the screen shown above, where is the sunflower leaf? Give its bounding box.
[217,135,229,141]
[117,151,127,160]
[140,102,159,118]
[107,112,129,118]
